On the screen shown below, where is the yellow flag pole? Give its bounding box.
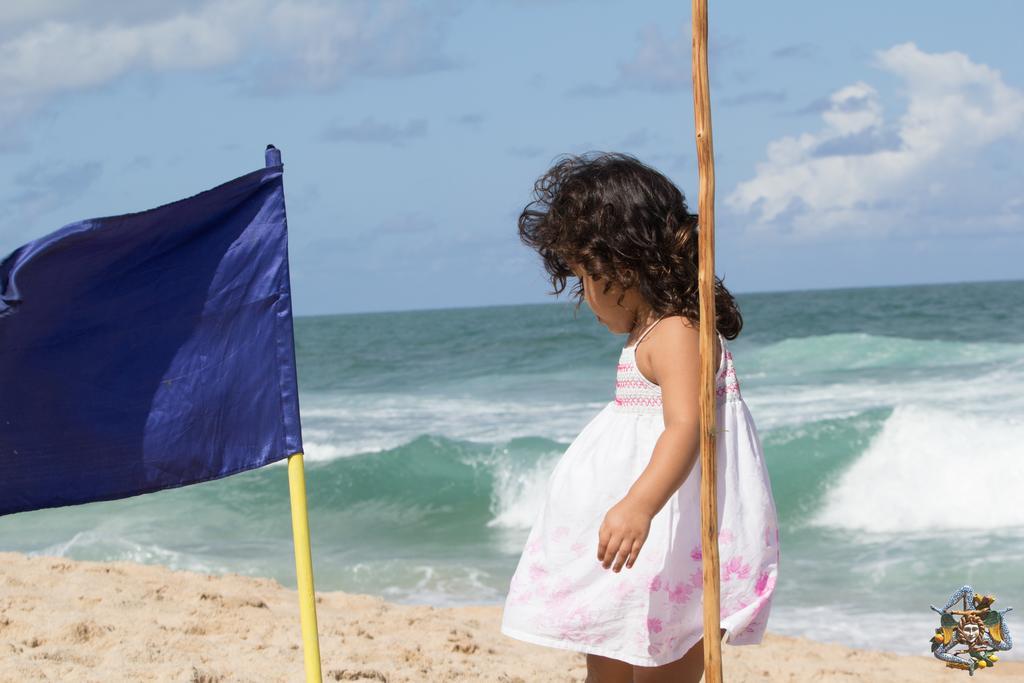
[287,451,323,682]
[691,0,725,681]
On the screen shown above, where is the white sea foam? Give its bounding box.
[34,530,231,575]
[810,404,1024,532]
[482,448,561,531]
[747,332,1023,374]
[295,335,1024,462]
[297,393,604,462]
[767,604,1021,661]
[748,352,1024,430]
[346,560,505,606]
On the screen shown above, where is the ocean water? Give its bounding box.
[2,278,1022,660]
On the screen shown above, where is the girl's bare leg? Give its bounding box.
[632,628,726,683]
[585,653,633,683]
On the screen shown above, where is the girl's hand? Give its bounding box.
[597,496,653,572]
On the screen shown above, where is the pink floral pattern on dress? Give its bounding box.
[715,358,742,400]
[723,555,752,581]
[547,578,574,607]
[612,578,636,603]
[690,527,736,563]
[668,581,696,604]
[755,570,776,597]
[549,603,608,646]
[500,327,778,664]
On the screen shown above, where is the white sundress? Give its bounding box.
[501,318,781,667]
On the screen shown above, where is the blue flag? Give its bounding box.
[0,146,303,516]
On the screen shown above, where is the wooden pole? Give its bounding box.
[690,1,725,681]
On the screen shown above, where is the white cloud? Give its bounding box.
[2,159,104,248]
[618,24,692,92]
[0,2,209,33]
[321,116,429,145]
[0,8,243,88]
[0,0,458,126]
[569,22,738,96]
[727,42,1024,240]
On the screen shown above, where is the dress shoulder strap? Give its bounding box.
[631,317,724,353]
[631,315,667,349]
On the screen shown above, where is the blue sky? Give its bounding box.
[1,1,1021,316]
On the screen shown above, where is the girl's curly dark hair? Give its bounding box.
[518,151,743,340]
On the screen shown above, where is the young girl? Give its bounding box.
[500,152,780,682]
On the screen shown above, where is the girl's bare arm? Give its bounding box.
[626,317,706,515]
[597,317,709,571]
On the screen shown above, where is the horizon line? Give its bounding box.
[293,275,1023,319]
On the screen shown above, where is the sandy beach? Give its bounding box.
[0,551,1019,682]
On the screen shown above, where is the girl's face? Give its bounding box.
[568,262,644,335]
